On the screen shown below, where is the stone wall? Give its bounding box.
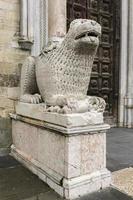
[0,0,29,155]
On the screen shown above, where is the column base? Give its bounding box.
[123,96,133,128]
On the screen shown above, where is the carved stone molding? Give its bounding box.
[19,0,48,55]
[19,0,34,50]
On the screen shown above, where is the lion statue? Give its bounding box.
[20,19,105,113]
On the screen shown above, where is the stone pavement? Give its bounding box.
[0,163,132,200]
[0,128,133,200]
[107,128,133,171]
[113,168,133,197]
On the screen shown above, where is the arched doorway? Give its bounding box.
[67,0,120,125]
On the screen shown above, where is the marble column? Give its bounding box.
[124,0,133,128]
[48,0,66,43]
[119,0,133,128]
[19,0,33,50]
[20,0,28,39]
[20,0,34,41]
[127,0,133,96]
[118,0,128,127]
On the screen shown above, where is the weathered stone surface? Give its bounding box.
[20,19,104,114]
[80,133,106,175]
[0,0,29,153]
[15,102,104,128]
[7,87,20,100]
[12,119,108,179]
[0,74,20,87]
[12,120,38,161]
[11,113,111,199]
[0,0,29,107]
[48,0,66,39]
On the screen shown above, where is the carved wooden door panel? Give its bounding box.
[67,0,120,124]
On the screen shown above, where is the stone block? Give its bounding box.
[38,128,65,178]
[16,102,104,129]
[11,105,111,199]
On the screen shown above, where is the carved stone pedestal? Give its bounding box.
[11,103,111,199]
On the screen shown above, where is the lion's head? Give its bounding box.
[65,19,101,50]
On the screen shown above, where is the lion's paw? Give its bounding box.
[20,94,42,104]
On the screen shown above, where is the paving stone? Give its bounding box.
[0,155,20,168]
[107,128,133,172]
[113,168,133,197]
[0,165,51,200]
[0,162,132,200]
[77,188,133,200]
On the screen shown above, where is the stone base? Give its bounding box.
[120,96,133,128]
[15,102,104,129]
[10,103,111,199]
[11,145,111,199]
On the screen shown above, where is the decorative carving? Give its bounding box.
[91,0,98,9]
[103,65,109,73]
[46,96,106,114]
[20,19,106,113]
[91,79,98,88]
[19,0,48,55]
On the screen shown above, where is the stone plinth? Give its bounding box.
[11,103,111,199]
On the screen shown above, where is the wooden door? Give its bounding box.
[67,0,120,125]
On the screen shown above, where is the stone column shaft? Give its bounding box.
[27,0,34,41]
[127,0,133,96]
[20,0,28,39]
[123,0,133,127]
[118,0,128,127]
[48,0,66,42]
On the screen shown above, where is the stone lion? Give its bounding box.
[20,19,105,113]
